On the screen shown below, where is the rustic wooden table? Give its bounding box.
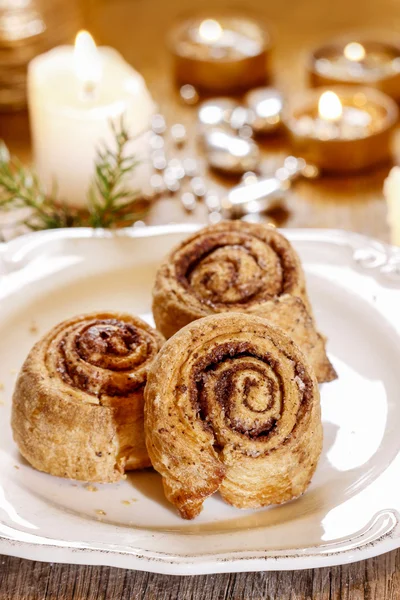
[1,0,400,598]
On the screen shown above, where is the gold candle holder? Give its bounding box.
[283,86,398,173]
[168,15,271,94]
[309,40,400,102]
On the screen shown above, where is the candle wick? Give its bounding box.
[81,80,97,101]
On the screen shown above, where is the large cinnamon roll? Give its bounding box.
[12,313,164,482]
[152,221,336,383]
[145,313,322,520]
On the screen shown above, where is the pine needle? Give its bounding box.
[0,117,148,234]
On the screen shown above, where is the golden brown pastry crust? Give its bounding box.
[12,312,164,483]
[144,312,323,520]
[152,221,337,383]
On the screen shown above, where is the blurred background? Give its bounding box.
[86,0,400,96]
[1,0,400,240]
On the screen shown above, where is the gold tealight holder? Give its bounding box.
[309,40,400,102]
[283,86,398,173]
[168,15,272,94]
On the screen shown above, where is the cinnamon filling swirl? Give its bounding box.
[175,232,297,309]
[12,312,164,482]
[47,317,160,399]
[152,221,337,383]
[144,312,322,519]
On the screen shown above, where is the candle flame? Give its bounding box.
[74,30,102,91]
[198,19,223,43]
[344,42,366,62]
[318,91,343,121]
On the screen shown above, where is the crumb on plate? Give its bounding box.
[29,322,38,334]
[84,484,98,492]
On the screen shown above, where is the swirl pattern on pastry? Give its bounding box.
[144,313,322,520]
[152,221,336,383]
[12,312,164,482]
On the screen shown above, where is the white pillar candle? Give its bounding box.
[28,31,156,208]
[384,166,400,245]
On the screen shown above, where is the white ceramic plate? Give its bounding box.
[1,225,400,575]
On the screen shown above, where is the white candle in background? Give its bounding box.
[384,166,400,245]
[28,31,156,208]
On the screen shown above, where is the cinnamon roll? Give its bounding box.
[152,221,336,383]
[12,313,164,482]
[145,312,322,520]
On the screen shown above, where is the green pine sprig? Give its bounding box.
[0,118,148,234]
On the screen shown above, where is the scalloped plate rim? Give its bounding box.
[1,224,400,575]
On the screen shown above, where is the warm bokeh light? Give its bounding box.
[198,19,223,43]
[199,104,223,125]
[257,97,281,118]
[74,30,102,88]
[344,42,366,62]
[318,91,343,121]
